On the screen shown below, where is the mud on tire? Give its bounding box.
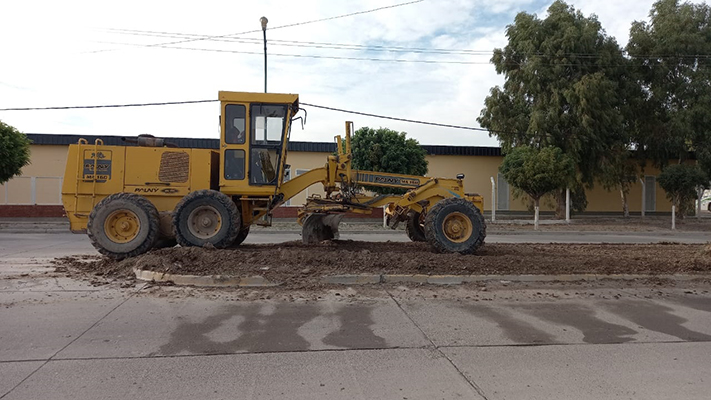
[424,198,486,254]
[173,190,240,248]
[87,193,160,260]
[405,211,427,242]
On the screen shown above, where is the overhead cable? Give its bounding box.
[0,98,504,134]
[0,99,217,111]
[91,0,425,53]
[301,102,491,132]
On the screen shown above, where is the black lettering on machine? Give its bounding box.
[82,150,113,182]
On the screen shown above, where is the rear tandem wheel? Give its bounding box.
[87,193,160,259]
[172,190,240,248]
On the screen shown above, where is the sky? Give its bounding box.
[0,0,701,147]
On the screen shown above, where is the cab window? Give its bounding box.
[224,149,245,180]
[251,104,286,144]
[224,104,246,144]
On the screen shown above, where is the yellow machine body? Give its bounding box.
[62,90,486,258]
[62,143,216,233]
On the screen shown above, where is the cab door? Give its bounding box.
[220,103,248,188]
[248,104,287,186]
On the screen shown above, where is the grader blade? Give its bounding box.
[302,213,344,244]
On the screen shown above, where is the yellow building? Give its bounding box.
[0,133,672,217]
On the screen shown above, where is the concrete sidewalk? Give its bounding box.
[0,276,710,400]
[2,233,711,399]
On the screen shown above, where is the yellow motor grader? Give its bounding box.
[61,91,486,259]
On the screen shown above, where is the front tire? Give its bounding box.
[173,190,240,248]
[405,211,427,242]
[87,193,160,259]
[424,198,486,254]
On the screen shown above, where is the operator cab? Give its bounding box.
[218,91,299,193]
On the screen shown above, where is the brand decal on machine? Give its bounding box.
[133,188,160,193]
[358,172,420,187]
[82,150,112,182]
[132,187,180,194]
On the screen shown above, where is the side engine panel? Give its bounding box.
[62,142,217,233]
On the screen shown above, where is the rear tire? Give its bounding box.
[173,190,240,248]
[405,211,427,242]
[88,193,160,259]
[424,198,485,254]
[154,211,177,249]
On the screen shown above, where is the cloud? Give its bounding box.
[0,0,706,146]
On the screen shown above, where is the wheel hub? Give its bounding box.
[442,212,473,243]
[104,210,140,244]
[188,206,222,239]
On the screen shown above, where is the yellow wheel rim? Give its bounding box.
[442,212,473,243]
[104,210,140,244]
[188,206,222,239]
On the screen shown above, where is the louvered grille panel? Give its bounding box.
[159,152,190,183]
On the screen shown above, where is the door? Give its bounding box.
[645,175,656,212]
[248,104,288,186]
[222,104,247,183]
[497,173,510,210]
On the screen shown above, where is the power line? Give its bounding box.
[254,0,425,33]
[95,41,492,64]
[0,99,217,111]
[96,41,701,67]
[92,0,424,53]
[103,29,493,56]
[0,98,500,133]
[101,27,711,60]
[301,103,491,132]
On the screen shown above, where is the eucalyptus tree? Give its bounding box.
[478,0,634,217]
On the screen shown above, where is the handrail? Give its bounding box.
[90,139,104,208]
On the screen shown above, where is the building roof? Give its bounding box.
[25,133,502,157]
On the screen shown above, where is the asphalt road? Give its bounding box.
[2,229,711,260]
[1,232,711,399]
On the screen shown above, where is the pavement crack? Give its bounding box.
[385,289,490,400]
[53,277,67,291]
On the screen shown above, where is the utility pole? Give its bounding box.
[260,16,268,93]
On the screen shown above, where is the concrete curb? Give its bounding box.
[134,269,280,287]
[134,268,710,288]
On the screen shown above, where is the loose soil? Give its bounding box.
[52,241,711,288]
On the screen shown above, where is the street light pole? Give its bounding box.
[260,16,268,93]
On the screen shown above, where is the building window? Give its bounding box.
[285,169,310,206]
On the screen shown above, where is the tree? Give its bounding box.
[499,146,575,229]
[350,127,428,195]
[0,121,31,185]
[478,0,634,218]
[658,163,709,218]
[598,149,640,217]
[628,0,711,174]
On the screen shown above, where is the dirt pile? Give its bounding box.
[53,241,711,286]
